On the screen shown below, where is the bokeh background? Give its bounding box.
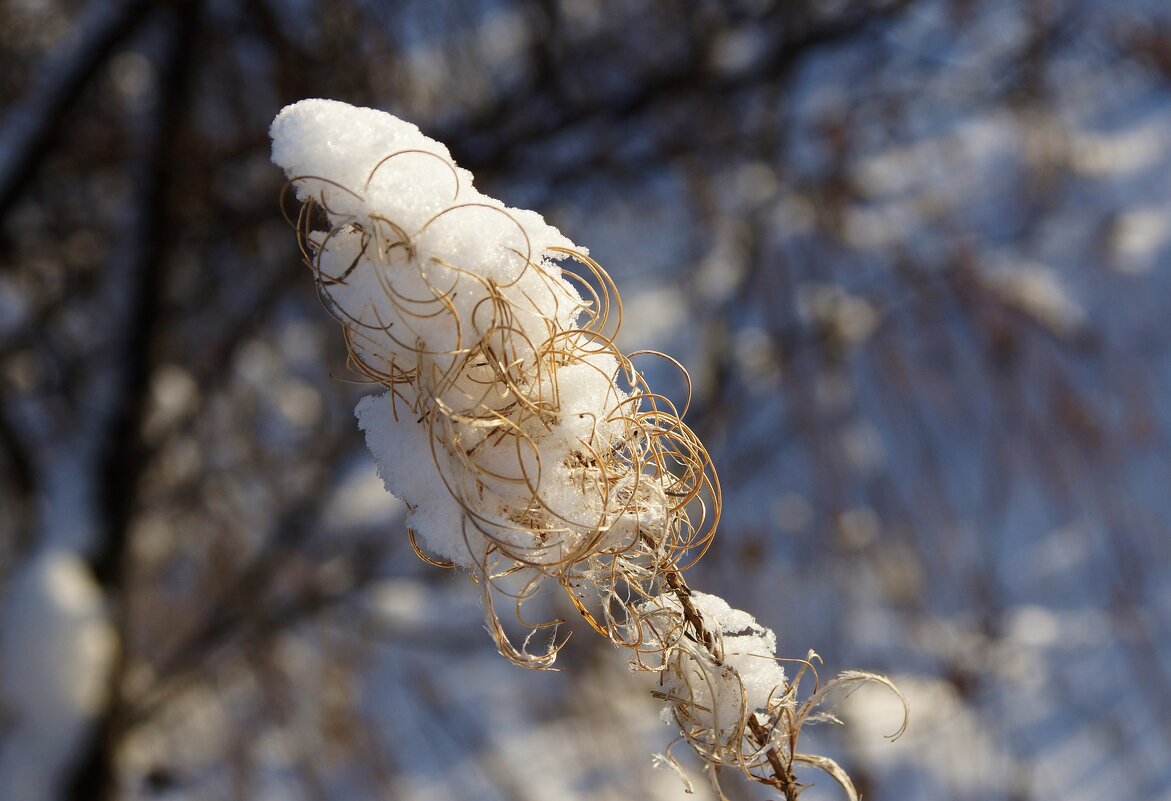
[3,1,1171,799]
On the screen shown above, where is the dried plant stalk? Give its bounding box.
[271,99,905,799]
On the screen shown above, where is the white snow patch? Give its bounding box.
[1110,206,1171,274]
[0,550,118,801]
[637,591,787,739]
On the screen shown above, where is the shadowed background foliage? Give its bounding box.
[2,1,1171,800]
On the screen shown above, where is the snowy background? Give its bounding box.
[2,0,1171,799]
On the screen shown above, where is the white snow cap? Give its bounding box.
[270,99,586,393]
[271,102,583,300]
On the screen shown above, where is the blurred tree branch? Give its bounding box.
[0,0,151,226]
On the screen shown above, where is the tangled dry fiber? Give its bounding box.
[274,100,905,801]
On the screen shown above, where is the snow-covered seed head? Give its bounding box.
[271,99,904,799]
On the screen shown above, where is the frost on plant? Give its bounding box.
[270,98,906,799]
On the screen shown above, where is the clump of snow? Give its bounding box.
[270,99,585,413]
[0,549,118,801]
[981,260,1084,336]
[636,591,788,741]
[0,550,116,724]
[355,392,469,565]
[271,100,467,230]
[1110,206,1171,274]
